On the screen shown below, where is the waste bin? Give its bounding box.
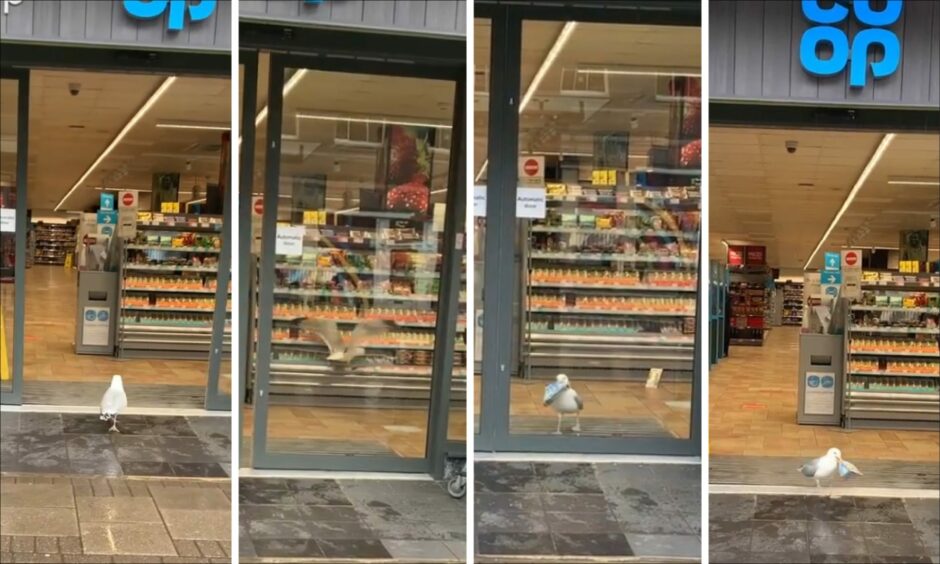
[75,270,118,355]
[797,333,844,425]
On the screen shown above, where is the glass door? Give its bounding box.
[1,70,28,405]
[478,13,702,455]
[251,54,463,472]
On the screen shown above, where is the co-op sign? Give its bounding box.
[2,0,218,30]
[800,0,902,88]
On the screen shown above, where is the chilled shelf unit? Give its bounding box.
[32,222,76,265]
[729,267,770,346]
[117,217,231,360]
[779,281,804,326]
[520,181,700,381]
[266,217,466,409]
[844,281,940,429]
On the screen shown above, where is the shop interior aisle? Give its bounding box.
[711,326,940,462]
[20,264,208,406]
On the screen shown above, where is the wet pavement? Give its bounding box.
[0,475,231,563]
[0,412,231,478]
[240,478,466,562]
[474,462,701,562]
[710,493,940,563]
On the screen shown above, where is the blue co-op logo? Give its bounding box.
[800,0,902,88]
[123,0,216,31]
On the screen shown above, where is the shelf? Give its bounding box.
[272,315,464,330]
[124,264,218,273]
[529,307,693,317]
[273,264,442,278]
[529,282,695,292]
[527,331,693,346]
[849,326,940,335]
[852,305,940,314]
[847,390,939,400]
[126,245,220,254]
[530,251,696,265]
[861,284,940,292]
[849,351,940,358]
[122,305,226,314]
[271,339,466,352]
[273,288,444,302]
[850,371,939,378]
[530,225,698,239]
[124,287,219,294]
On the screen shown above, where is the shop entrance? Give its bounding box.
[240,47,466,474]
[1,55,231,410]
[709,120,940,477]
[474,4,703,455]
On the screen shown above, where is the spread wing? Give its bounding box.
[299,318,343,354]
[839,460,863,478]
[100,387,127,416]
[798,457,819,477]
[347,319,391,348]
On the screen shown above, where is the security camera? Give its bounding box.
[68,82,81,96]
[785,140,798,154]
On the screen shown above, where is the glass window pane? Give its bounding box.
[473,18,490,435]
[511,21,701,439]
[1,78,18,395]
[263,68,457,458]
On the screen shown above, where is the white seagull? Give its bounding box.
[798,447,863,488]
[99,375,128,433]
[543,373,584,434]
[300,318,391,363]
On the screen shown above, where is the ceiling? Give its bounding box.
[474,19,701,181]
[244,53,457,216]
[710,127,940,270]
[1,69,230,213]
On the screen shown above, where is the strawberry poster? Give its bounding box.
[383,125,432,214]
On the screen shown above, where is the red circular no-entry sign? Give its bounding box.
[845,251,858,266]
[523,158,539,176]
[254,199,263,215]
[122,193,135,207]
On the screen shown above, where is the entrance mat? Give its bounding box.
[23,380,206,409]
[475,462,700,561]
[710,494,939,564]
[509,415,676,438]
[0,412,230,478]
[240,478,466,562]
[710,455,940,490]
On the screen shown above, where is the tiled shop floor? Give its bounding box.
[474,462,701,562]
[0,412,230,478]
[0,475,231,564]
[710,494,940,564]
[240,478,466,562]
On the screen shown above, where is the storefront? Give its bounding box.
[474,0,702,456]
[238,0,466,476]
[1,0,232,410]
[709,0,939,463]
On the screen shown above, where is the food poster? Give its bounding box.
[381,125,434,215]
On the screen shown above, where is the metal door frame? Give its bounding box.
[0,68,29,406]
[250,52,464,474]
[0,44,230,408]
[475,2,702,455]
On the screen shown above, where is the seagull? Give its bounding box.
[543,373,583,434]
[799,447,863,488]
[99,375,127,433]
[300,318,391,363]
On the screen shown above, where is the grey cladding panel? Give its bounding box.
[711,0,939,107]
[240,0,466,37]
[0,0,229,52]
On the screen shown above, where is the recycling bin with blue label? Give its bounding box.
[797,333,844,425]
[75,271,118,355]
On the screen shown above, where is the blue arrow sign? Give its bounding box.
[97,211,118,226]
[824,252,841,271]
[823,272,842,285]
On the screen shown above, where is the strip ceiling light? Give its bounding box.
[804,133,896,269]
[56,77,177,211]
[474,21,578,183]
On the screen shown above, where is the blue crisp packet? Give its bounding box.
[543,381,566,404]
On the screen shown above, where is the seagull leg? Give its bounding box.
[815,479,820,489]
[109,414,120,433]
[554,413,562,435]
[572,412,582,433]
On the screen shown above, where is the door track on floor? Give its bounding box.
[476,556,698,563]
[711,483,940,498]
[1,404,229,417]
